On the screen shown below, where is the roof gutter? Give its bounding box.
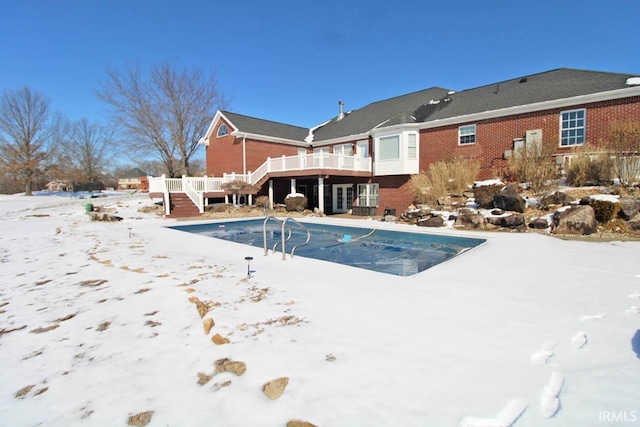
[410,86,640,131]
[232,131,310,147]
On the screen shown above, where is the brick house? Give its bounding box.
[118,168,149,191]
[149,68,640,217]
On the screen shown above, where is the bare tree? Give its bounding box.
[607,121,640,187]
[62,118,117,182]
[0,86,67,195]
[97,63,228,177]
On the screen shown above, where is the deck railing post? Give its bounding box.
[161,174,170,215]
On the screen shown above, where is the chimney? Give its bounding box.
[337,100,344,121]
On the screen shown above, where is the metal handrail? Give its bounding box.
[272,227,292,254]
[282,217,311,259]
[262,215,311,260]
[263,216,284,256]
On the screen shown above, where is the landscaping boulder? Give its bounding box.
[579,196,592,205]
[628,219,640,231]
[618,198,640,220]
[454,213,485,229]
[493,184,525,213]
[541,191,573,207]
[551,205,598,235]
[474,184,504,209]
[417,216,444,228]
[486,213,525,228]
[404,205,432,220]
[529,218,550,229]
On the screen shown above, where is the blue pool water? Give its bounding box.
[169,219,485,276]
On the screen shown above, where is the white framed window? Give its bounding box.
[217,124,228,137]
[459,124,476,145]
[379,135,400,160]
[407,133,417,159]
[356,140,369,158]
[357,183,379,207]
[560,108,586,146]
[334,143,354,156]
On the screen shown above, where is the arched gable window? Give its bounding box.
[217,124,229,138]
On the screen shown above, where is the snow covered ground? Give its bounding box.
[1,192,639,427]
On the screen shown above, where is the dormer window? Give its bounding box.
[217,124,229,138]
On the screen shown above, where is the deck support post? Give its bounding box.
[318,176,325,214]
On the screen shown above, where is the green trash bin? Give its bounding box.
[85,203,93,214]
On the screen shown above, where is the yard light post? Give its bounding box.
[245,256,253,279]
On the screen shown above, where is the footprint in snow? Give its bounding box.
[540,371,564,419]
[625,306,640,316]
[571,331,587,349]
[458,398,528,427]
[531,341,556,366]
[579,313,607,322]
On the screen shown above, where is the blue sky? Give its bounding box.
[2,0,640,130]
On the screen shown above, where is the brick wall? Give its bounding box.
[420,96,640,179]
[373,175,413,216]
[205,118,301,176]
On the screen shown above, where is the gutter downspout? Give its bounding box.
[242,135,247,175]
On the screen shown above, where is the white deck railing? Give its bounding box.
[148,153,372,197]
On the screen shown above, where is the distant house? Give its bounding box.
[149,68,640,217]
[118,168,149,191]
[45,180,68,192]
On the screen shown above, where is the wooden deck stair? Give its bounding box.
[167,193,200,218]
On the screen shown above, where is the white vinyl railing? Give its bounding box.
[148,153,372,212]
[183,176,203,213]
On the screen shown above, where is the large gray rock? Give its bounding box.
[417,216,444,228]
[551,205,598,235]
[486,213,525,228]
[618,198,640,220]
[529,218,550,229]
[541,191,573,207]
[493,184,526,213]
[454,213,485,229]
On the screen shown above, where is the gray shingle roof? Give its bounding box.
[223,68,638,143]
[312,87,452,141]
[121,168,147,178]
[222,111,309,142]
[417,68,638,123]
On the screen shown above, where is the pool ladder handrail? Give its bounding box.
[262,216,311,260]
